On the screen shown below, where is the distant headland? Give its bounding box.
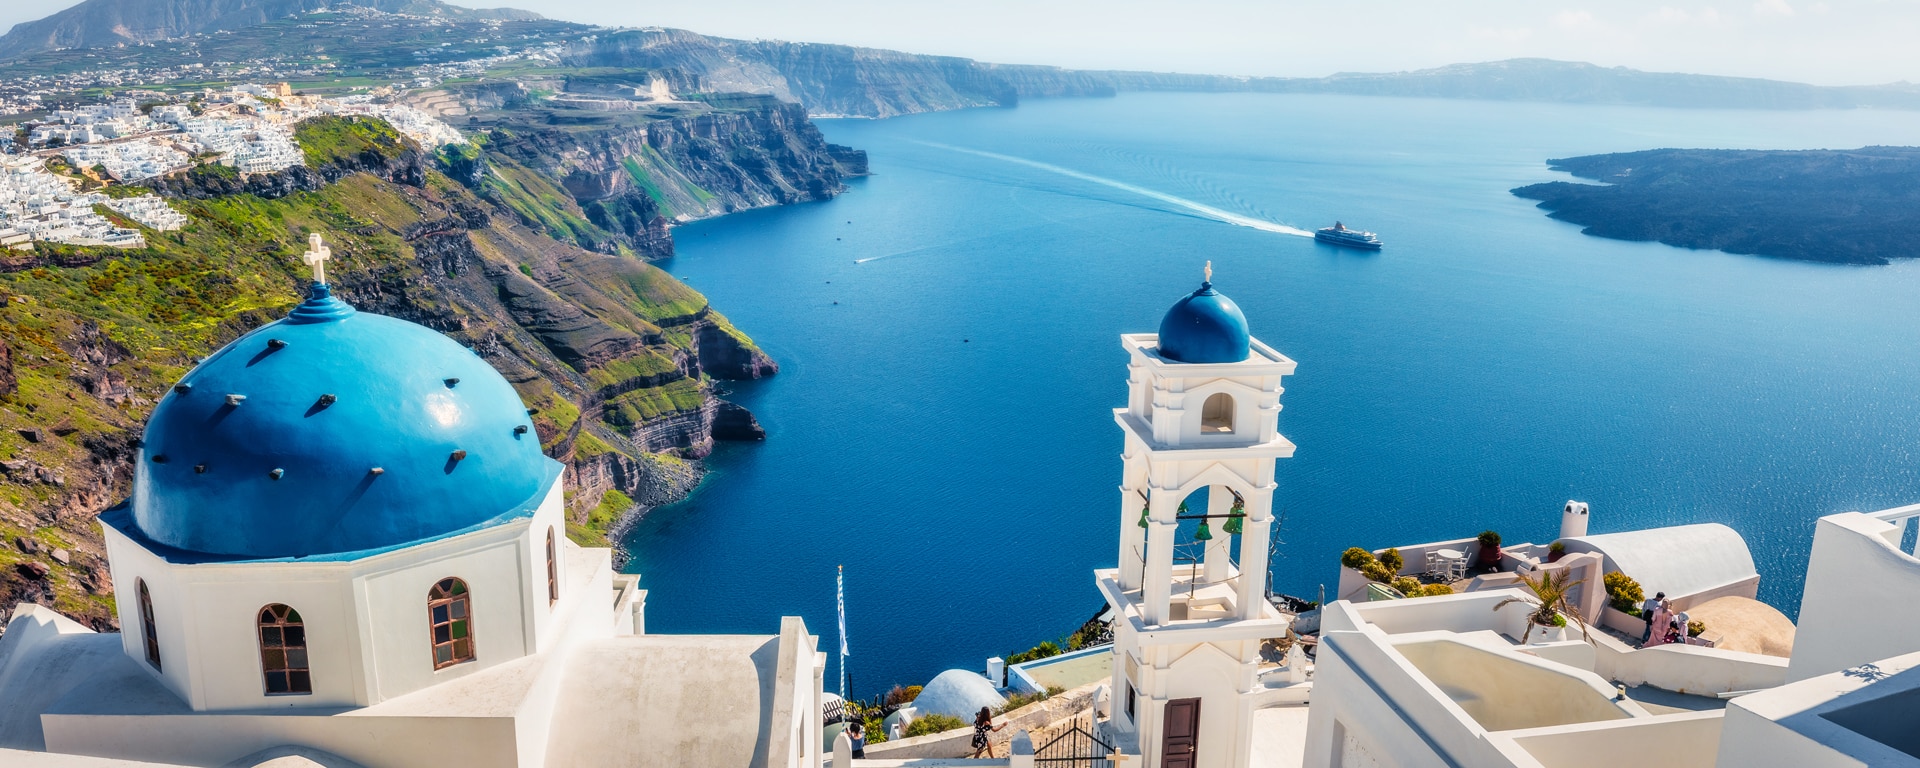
[1512,147,1920,265]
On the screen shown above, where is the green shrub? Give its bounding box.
[999,685,1066,713]
[904,713,967,738]
[1007,640,1063,665]
[1548,612,1568,627]
[1419,583,1454,597]
[1379,548,1404,574]
[1341,547,1376,570]
[1360,561,1395,584]
[861,714,888,744]
[1603,571,1644,614]
[1549,541,1566,555]
[1391,576,1422,597]
[1688,620,1706,638]
[1477,530,1502,548]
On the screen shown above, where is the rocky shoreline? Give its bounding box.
[1512,146,1920,265]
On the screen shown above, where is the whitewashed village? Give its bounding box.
[0,229,1916,768]
[0,84,466,252]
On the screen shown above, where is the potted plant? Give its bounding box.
[1476,530,1503,574]
[1547,541,1566,563]
[1492,569,1591,644]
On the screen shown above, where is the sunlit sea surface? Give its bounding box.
[621,93,1920,696]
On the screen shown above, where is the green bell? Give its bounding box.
[1223,499,1245,535]
[1177,501,1189,514]
[1137,506,1150,528]
[1194,520,1213,542]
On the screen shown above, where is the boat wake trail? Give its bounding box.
[915,141,1314,238]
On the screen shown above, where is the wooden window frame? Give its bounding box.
[427,577,476,670]
[137,579,161,672]
[546,527,559,605]
[258,603,312,695]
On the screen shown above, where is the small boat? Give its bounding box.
[1314,221,1382,250]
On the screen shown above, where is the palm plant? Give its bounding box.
[1493,569,1591,643]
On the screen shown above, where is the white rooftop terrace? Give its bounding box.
[1301,502,1920,768]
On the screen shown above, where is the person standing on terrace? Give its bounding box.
[1641,591,1666,645]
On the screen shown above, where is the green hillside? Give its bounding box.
[0,117,772,627]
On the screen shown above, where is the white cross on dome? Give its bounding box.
[301,233,332,285]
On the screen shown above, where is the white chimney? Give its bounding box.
[1561,500,1590,539]
[987,657,1005,687]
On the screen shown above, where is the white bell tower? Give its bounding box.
[1099,265,1297,768]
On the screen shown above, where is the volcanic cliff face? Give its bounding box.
[0,0,542,62]
[0,109,843,627]
[564,30,1024,118]
[459,94,863,262]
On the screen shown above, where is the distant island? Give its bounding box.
[1511,147,1920,265]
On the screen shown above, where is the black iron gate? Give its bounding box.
[1034,718,1116,768]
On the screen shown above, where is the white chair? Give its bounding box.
[1445,555,1468,582]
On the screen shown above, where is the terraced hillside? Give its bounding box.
[0,114,841,629]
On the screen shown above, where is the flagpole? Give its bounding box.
[837,564,849,705]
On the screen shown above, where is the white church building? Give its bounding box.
[0,238,827,768]
[1099,264,1297,768]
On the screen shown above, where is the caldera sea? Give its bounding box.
[622,92,1920,697]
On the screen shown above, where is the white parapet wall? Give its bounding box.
[1718,647,1920,767]
[1788,511,1920,683]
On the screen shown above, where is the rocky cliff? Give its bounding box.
[0,0,540,62]
[0,110,850,627]
[564,31,1920,117]
[454,93,863,260]
[564,29,1020,118]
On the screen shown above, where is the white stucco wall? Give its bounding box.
[41,712,521,768]
[97,481,571,711]
[1589,629,1787,695]
[1715,647,1920,767]
[1155,641,1248,768]
[1560,524,1757,605]
[1504,711,1724,768]
[1788,512,1920,683]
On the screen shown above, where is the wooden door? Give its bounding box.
[1162,697,1201,768]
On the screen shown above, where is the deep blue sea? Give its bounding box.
[622,93,1920,697]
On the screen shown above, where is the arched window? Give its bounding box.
[1200,392,1235,433]
[258,604,311,695]
[427,578,476,670]
[546,528,559,605]
[136,579,161,671]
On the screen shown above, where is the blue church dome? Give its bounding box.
[128,284,560,560]
[1157,271,1251,364]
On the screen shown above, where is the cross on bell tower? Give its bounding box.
[1099,264,1298,768]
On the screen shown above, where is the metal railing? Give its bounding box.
[1034,709,1116,768]
[1868,504,1920,556]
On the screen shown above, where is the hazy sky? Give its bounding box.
[5,0,1920,86]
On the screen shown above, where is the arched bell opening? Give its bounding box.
[1199,392,1235,434]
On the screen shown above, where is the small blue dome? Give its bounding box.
[1157,280,1251,363]
[131,284,559,559]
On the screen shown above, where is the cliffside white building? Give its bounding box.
[0,242,827,768]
